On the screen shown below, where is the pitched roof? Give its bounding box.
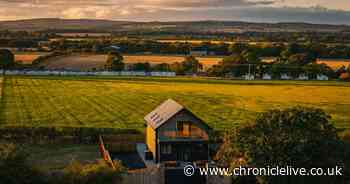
[144,99,184,130]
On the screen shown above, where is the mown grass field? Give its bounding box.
[0,76,349,131]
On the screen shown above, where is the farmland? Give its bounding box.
[1,76,349,131]
[33,53,350,71]
[15,52,49,64]
[317,59,350,69]
[44,54,223,70]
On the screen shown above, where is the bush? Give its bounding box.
[339,72,350,80]
[56,160,126,184]
[0,143,46,184]
[216,107,348,184]
[341,131,350,142]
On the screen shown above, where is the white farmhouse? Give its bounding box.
[242,74,255,80]
[262,73,272,80]
[317,74,329,81]
[280,74,292,80]
[297,74,309,80]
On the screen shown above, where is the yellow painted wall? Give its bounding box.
[146,125,157,159]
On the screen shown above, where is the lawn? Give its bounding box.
[0,76,3,99]
[1,76,350,130]
[26,144,100,171]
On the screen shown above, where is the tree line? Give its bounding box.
[215,107,350,184]
[103,48,350,80]
[2,43,350,80]
[3,29,350,43]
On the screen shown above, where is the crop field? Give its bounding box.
[41,54,350,71]
[317,59,350,69]
[0,76,349,131]
[157,40,235,44]
[56,33,112,37]
[15,52,49,64]
[44,54,223,70]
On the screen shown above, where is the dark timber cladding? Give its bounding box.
[145,99,211,163]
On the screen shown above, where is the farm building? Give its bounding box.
[280,73,292,80]
[242,74,255,80]
[144,99,211,164]
[262,73,272,80]
[297,74,309,80]
[317,74,329,81]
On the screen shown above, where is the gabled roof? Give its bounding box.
[144,99,185,130]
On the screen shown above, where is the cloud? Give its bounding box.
[0,0,350,24]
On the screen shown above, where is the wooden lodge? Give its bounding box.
[144,99,211,164]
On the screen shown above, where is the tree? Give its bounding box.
[242,51,261,64]
[216,107,348,184]
[182,55,202,74]
[280,43,301,60]
[229,43,249,54]
[0,49,15,74]
[302,63,335,79]
[339,72,350,80]
[152,63,170,72]
[221,54,249,77]
[287,53,316,65]
[104,51,124,71]
[170,62,185,75]
[0,144,46,184]
[131,62,151,72]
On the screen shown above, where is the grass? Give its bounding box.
[0,76,350,131]
[0,76,3,101]
[26,144,100,171]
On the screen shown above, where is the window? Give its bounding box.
[177,122,184,132]
[161,144,172,154]
[177,121,191,136]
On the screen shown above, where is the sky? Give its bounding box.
[0,0,350,24]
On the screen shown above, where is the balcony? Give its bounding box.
[159,130,208,141]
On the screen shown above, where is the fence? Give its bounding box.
[0,70,176,77]
[0,126,142,144]
[0,76,3,99]
[122,167,164,184]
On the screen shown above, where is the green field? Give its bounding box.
[0,76,350,130]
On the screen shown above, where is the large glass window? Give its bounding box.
[177,121,192,136]
[161,144,172,154]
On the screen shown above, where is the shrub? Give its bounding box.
[0,143,46,184]
[216,107,348,184]
[339,72,350,80]
[341,131,350,142]
[57,160,126,184]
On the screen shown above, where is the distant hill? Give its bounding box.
[1,18,350,33]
